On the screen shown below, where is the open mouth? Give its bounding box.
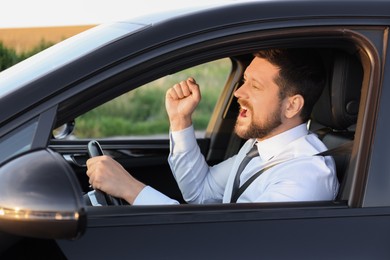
[239,105,249,118]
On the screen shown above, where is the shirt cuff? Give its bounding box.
[133,186,179,205]
[170,125,198,154]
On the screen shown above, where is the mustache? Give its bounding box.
[237,99,252,111]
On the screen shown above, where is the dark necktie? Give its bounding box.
[230,144,259,203]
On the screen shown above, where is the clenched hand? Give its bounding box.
[165,77,201,131]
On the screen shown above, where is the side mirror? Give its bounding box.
[0,149,86,239]
[53,120,75,139]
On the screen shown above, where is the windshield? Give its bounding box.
[0,22,148,99]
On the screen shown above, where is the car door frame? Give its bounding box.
[50,20,389,259]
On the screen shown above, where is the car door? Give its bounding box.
[54,22,390,259]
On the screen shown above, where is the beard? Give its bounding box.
[234,101,283,140]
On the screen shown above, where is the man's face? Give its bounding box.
[234,56,285,140]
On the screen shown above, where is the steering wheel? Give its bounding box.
[87,140,124,206]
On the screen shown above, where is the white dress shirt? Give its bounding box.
[133,123,339,205]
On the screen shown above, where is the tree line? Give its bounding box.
[0,40,52,71]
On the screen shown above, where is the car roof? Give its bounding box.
[0,0,389,124]
[1,0,389,92]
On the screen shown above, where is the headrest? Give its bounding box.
[311,51,363,130]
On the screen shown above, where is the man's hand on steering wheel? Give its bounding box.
[85,140,142,206]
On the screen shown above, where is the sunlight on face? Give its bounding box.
[234,57,284,140]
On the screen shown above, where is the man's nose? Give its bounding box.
[234,83,246,98]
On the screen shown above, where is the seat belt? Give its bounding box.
[230,140,353,203]
[316,140,353,157]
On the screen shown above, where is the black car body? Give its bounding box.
[1,0,390,259]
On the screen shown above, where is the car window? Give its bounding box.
[0,118,38,164]
[72,58,231,139]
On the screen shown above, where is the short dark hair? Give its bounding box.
[255,48,326,122]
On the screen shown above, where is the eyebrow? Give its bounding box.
[244,73,264,86]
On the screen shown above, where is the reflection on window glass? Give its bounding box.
[74,58,231,139]
[0,119,38,164]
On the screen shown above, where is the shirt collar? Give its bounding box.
[255,123,308,161]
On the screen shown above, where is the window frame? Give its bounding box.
[50,25,383,210]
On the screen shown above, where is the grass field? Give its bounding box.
[0,25,95,53]
[74,58,232,138]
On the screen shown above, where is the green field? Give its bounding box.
[74,59,232,138]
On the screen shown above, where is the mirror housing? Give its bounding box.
[53,120,75,139]
[0,149,86,239]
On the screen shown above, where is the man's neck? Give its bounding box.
[256,121,306,142]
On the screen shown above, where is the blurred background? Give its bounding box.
[0,0,232,69]
[0,0,234,138]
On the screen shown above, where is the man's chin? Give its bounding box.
[234,125,248,139]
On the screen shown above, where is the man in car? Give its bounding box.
[86,48,339,205]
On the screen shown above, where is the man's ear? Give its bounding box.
[284,94,304,119]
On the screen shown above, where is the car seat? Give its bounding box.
[310,50,363,200]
